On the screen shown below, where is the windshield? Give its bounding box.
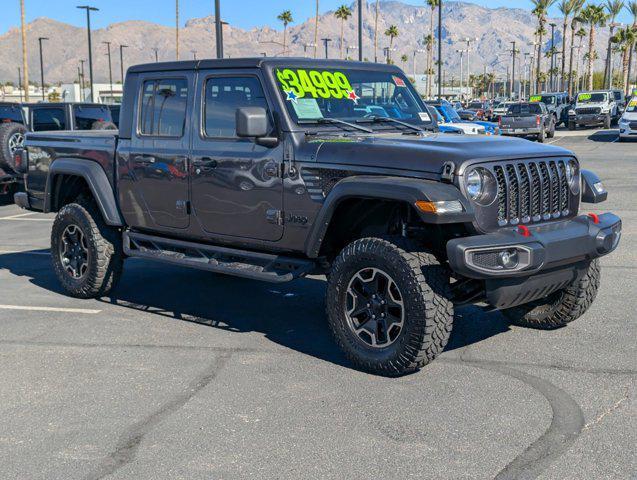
[275,67,433,130]
[626,98,637,112]
[578,93,607,103]
[0,105,24,124]
[439,105,461,122]
[530,95,555,105]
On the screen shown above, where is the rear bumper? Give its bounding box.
[501,127,542,136]
[447,213,621,308]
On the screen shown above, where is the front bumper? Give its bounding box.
[447,213,622,308]
[619,123,637,138]
[570,114,607,126]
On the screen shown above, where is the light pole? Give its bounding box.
[38,37,48,101]
[357,0,363,61]
[437,0,442,100]
[103,42,114,104]
[215,0,223,59]
[457,37,478,97]
[605,22,622,89]
[175,0,180,60]
[303,43,317,56]
[456,49,466,99]
[152,48,159,62]
[346,45,358,59]
[412,48,426,77]
[119,45,128,85]
[79,60,86,101]
[77,6,99,103]
[192,50,197,60]
[322,38,332,59]
[510,41,517,100]
[527,41,538,94]
[549,23,556,91]
[18,68,23,103]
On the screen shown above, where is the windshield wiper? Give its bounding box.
[298,118,373,134]
[356,116,430,134]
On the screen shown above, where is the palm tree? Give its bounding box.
[426,0,439,98]
[532,0,558,92]
[20,0,29,102]
[626,2,637,87]
[334,5,352,59]
[568,0,586,95]
[574,26,587,90]
[277,10,294,55]
[579,4,608,90]
[558,0,576,90]
[611,25,637,92]
[373,0,380,62]
[385,25,399,63]
[604,0,625,87]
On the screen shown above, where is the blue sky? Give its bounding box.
[1,0,633,34]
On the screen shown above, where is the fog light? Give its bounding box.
[498,249,519,269]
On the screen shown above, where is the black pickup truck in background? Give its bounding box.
[499,102,555,142]
[15,58,622,376]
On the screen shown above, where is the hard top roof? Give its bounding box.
[127,57,403,74]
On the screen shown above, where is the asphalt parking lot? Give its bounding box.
[0,129,635,480]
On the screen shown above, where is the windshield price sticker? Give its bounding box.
[578,93,592,101]
[529,95,542,102]
[628,98,637,107]
[277,68,357,102]
[392,76,406,87]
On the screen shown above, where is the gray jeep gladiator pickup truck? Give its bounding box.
[15,59,622,376]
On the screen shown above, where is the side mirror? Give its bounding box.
[235,107,278,147]
[581,169,608,204]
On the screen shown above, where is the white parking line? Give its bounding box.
[0,212,51,222]
[0,250,50,255]
[0,212,37,220]
[0,304,101,314]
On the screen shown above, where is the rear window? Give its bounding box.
[73,105,113,130]
[507,104,543,115]
[0,105,24,124]
[32,107,67,131]
[613,91,622,101]
[139,78,188,137]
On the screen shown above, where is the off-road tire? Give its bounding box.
[51,199,123,298]
[0,122,27,171]
[568,121,576,131]
[537,127,545,143]
[502,260,600,329]
[603,114,611,130]
[547,119,556,138]
[326,237,454,376]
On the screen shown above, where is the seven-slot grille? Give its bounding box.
[492,160,571,226]
[575,107,601,115]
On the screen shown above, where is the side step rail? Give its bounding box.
[123,231,315,283]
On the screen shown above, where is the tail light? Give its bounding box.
[498,116,502,126]
[536,115,541,126]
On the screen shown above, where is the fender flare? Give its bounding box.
[304,175,474,258]
[46,158,124,226]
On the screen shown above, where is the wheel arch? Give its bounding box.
[46,158,123,226]
[304,175,473,259]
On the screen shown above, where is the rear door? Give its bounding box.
[189,69,284,241]
[123,72,194,231]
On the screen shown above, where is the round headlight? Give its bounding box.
[465,167,497,206]
[567,160,580,194]
[466,169,483,200]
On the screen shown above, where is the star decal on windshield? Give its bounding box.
[285,90,299,104]
[346,90,360,105]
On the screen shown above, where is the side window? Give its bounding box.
[74,106,113,130]
[204,76,270,138]
[32,107,66,131]
[138,78,188,137]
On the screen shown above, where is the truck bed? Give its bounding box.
[24,130,119,203]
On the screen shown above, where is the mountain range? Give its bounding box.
[0,0,613,85]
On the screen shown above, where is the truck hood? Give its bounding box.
[620,112,637,121]
[313,133,573,176]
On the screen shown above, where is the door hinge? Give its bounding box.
[266,209,284,225]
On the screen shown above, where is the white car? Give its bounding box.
[492,101,515,119]
[618,98,637,142]
[430,108,486,135]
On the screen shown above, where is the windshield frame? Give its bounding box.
[264,62,436,134]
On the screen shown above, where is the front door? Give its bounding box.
[190,71,284,242]
[124,73,193,231]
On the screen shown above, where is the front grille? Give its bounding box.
[576,107,601,115]
[492,159,572,227]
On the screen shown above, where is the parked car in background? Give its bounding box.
[611,89,626,114]
[427,101,500,135]
[465,101,492,120]
[492,101,515,120]
[429,104,486,134]
[529,92,570,126]
[499,102,555,142]
[456,108,477,121]
[618,97,637,142]
[0,102,28,196]
[568,91,621,130]
[23,102,116,132]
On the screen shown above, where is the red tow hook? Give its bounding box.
[517,225,531,237]
[588,213,600,224]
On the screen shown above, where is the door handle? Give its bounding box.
[193,157,218,174]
